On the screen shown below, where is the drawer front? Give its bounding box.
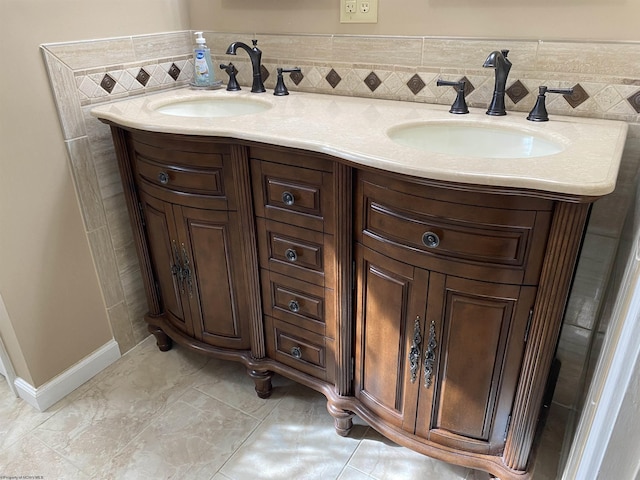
[358,179,551,284]
[261,271,335,337]
[265,317,334,381]
[136,156,225,197]
[251,159,334,233]
[256,218,334,287]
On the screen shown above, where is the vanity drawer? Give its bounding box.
[256,218,334,287]
[130,131,234,209]
[357,176,552,285]
[261,270,335,337]
[265,316,334,382]
[251,159,334,233]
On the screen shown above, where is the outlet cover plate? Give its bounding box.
[340,0,378,23]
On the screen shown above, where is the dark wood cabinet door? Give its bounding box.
[415,276,536,455]
[354,244,429,432]
[140,192,193,336]
[174,205,251,350]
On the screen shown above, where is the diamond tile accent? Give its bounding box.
[506,80,529,104]
[326,69,342,89]
[136,68,150,86]
[564,83,589,108]
[168,63,181,81]
[100,74,116,93]
[407,74,426,95]
[627,90,640,113]
[364,72,382,92]
[290,70,304,86]
[260,65,270,82]
[459,76,475,96]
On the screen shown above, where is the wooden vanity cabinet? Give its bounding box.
[107,126,593,480]
[116,129,253,351]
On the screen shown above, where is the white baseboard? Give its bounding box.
[14,339,120,411]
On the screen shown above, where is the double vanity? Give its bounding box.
[92,88,627,479]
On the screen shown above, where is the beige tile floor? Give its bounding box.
[0,336,562,479]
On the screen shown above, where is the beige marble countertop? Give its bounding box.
[91,87,629,197]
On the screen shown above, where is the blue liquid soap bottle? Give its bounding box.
[193,32,216,87]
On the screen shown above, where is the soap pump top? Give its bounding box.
[193,31,216,87]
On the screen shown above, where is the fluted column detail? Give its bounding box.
[504,201,590,470]
[230,144,265,359]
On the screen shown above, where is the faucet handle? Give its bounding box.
[274,67,302,96]
[527,85,574,122]
[219,63,241,91]
[436,79,469,114]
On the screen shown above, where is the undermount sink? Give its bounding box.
[154,97,272,118]
[388,122,564,159]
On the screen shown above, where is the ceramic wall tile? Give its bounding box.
[45,37,136,70]
[132,31,193,61]
[421,38,538,71]
[107,301,136,354]
[65,137,107,232]
[536,41,640,77]
[256,34,334,62]
[332,36,423,66]
[41,48,86,140]
[87,226,125,309]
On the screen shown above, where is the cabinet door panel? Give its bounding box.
[355,245,427,431]
[176,206,250,350]
[416,277,528,453]
[140,193,191,335]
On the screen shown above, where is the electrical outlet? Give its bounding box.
[340,0,378,23]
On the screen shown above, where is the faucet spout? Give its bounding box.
[225,40,266,93]
[483,49,512,116]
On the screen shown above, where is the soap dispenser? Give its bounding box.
[193,32,216,87]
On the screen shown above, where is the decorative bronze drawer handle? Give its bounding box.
[291,346,302,359]
[424,319,437,389]
[409,316,422,383]
[288,300,300,313]
[282,191,295,206]
[422,231,440,248]
[158,171,170,184]
[285,248,298,262]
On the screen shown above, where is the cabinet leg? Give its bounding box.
[248,369,273,399]
[148,325,172,352]
[327,402,353,436]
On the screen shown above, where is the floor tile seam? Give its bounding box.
[214,405,271,479]
[189,383,288,421]
[342,434,380,480]
[27,432,93,478]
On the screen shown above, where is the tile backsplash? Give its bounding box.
[41,33,640,440]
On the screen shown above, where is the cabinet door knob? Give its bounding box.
[282,191,295,206]
[291,346,302,359]
[158,171,170,184]
[288,300,300,313]
[285,248,298,262]
[422,231,440,248]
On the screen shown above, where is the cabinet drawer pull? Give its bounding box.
[158,171,170,184]
[282,191,295,206]
[422,232,440,248]
[424,319,437,389]
[291,346,302,359]
[285,248,298,262]
[288,300,300,313]
[409,316,422,383]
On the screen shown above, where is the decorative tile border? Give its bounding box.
[41,31,640,361]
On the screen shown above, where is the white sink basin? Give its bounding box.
[388,123,564,158]
[155,97,272,118]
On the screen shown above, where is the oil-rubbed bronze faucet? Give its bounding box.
[225,40,266,93]
[483,49,512,116]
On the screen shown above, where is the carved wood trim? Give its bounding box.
[503,201,590,470]
[334,163,353,396]
[230,144,265,359]
[110,126,161,315]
